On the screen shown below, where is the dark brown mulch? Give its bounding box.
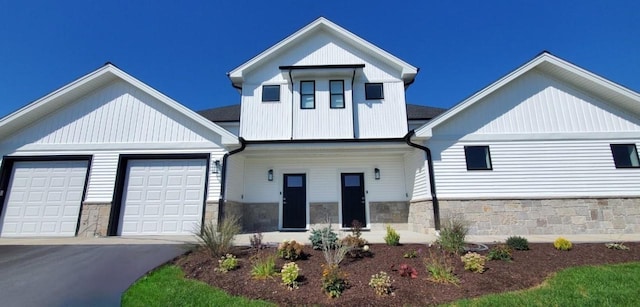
[175,242,640,306]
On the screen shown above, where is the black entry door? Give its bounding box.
[341,173,366,228]
[282,174,306,229]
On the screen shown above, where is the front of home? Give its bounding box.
[0,17,639,238]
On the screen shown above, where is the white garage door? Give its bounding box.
[0,160,89,237]
[119,159,207,235]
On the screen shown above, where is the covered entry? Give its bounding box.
[341,173,366,228]
[282,173,306,229]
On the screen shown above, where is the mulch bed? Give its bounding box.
[175,242,640,306]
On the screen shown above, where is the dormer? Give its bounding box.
[228,17,418,141]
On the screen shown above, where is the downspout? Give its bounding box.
[288,69,294,140]
[404,130,440,230]
[218,137,246,222]
[351,69,356,138]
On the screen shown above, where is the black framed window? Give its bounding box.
[330,80,345,108]
[300,81,315,109]
[262,85,280,102]
[365,83,384,100]
[610,144,640,168]
[464,146,493,170]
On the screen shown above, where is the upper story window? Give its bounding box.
[262,85,280,102]
[300,81,315,109]
[330,80,345,109]
[365,83,384,100]
[610,144,640,168]
[464,146,493,170]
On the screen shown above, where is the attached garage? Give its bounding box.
[0,159,89,237]
[116,158,208,236]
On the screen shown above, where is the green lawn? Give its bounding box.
[123,262,640,307]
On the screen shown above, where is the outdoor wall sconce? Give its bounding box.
[268,169,274,181]
[212,160,221,174]
[374,168,380,180]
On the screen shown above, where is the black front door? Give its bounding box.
[341,173,366,228]
[282,174,306,229]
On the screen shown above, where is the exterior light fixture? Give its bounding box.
[212,160,221,174]
[268,169,274,181]
[374,168,380,180]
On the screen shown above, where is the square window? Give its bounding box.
[300,81,315,109]
[262,85,280,102]
[365,83,384,100]
[610,144,640,168]
[464,146,492,170]
[330,80,345,108]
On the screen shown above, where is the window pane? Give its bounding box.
[287,176,303,187]
[365,83,383,100]
[301,81,314,94]
[301,95,314,109]
[262,85,280,101]
[611,144,640,168]
[344,175,361,187]
[464,146,492,170]
[331,95,344,108]
[330,80,343,94]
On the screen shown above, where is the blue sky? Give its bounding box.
[1,1,639,118]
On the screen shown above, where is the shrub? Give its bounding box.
[194,215,241,257]
[506,236,530,251]
[250,252,277,279]
[487,244,513,261]
[321,264,348,298]
[398,263,418,279]
[277,240,304,260]
[554,237,573,251]
[424,250,459,284]
[403,249,419,258]
[281,262,300,290]
[437,216,469,255]
[214,254,238,273]
[369,271,393,296]
[606,242,630,250]
[250,232,265,251]
[384,225,400,246]
[309,227,338,250]
[342,220,369,258]
[461,252,486,273]
[322,235,351,266]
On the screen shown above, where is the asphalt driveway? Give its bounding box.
[0,244,186,307]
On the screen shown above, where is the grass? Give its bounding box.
[121,265,274,307]
[447,262,640,306]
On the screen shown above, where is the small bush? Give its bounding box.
[214,254,238,273]
[250,233,265,251]
[606,242,630,250]
[277,240,304,260]
[554,237,573,251]
[506,236,530,251]
[487,244,513,261]
[424,250,459,284]
[398,263,418,279]
[281,262,300,290]
[321,264,348,298]
[461,252,486,273]
[322,236,351,266]
[369,271,393,296]
[384,225,400,246]
[437,216,469,255]
[309,227,338,250]
[250,252,277,279]
[342,220,369,258]
[194,215,241,257]
[403,249,419,258]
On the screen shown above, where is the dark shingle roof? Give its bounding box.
[197,103,446,122]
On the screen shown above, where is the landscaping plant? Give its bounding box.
[424,250,459,284]
[369,271,393,296]
[554,237,573,251]
[250,252,278,279]
[384,225,400,246]
[437,216,469,255]
[461,252,486,273]
[277,240,304,260]
[487,244,513,261]
[605,242,629,250]
[250,232,265,251]
[403,249,418,258]
[398,263,418,279]
[214,254,239,273]
[341,220,369,258]
[321,264,348,298]
[194,215,241,257]
[280,262,300,290]
[506,235,530,250]
[309,226,338,250]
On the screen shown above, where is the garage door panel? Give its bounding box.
[119,159,206,236]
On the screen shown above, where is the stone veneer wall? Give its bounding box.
[204,200,219,226]
[309,202,339,227]
[78,202,112,237]
[242,203,279,232]
[439,198,640,235]
[369,201,410,231]
[408,200,435,234]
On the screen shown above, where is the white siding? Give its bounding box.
[239,83,292,140]
[85,153,120,202]
[225,155,245,202]
[292,78,353,139]
[355,81,408,138]
[405,149,430,201]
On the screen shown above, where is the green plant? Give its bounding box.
[554,237,573,251]
[277,240,304,260]
[250,252,278,279]
[487,244,513,261]
[461,252,486,273]
[369,271,393,296]
[322,234,351,266]
[606,242,630,250]
[342,220,369,258]
[194,215,241,257]
[506,235,530,251]
[384,225,400,246]
[437,216,469,255]
[321,264,348,298]
[424,250,459,284]
[250,233,265,251]
[215,254,239,273]
[281,262,300,290]
[309,227,338,250]
[398,263,418,279]
[403,249,418,258]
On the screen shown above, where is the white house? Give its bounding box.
[1,17,638,238]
